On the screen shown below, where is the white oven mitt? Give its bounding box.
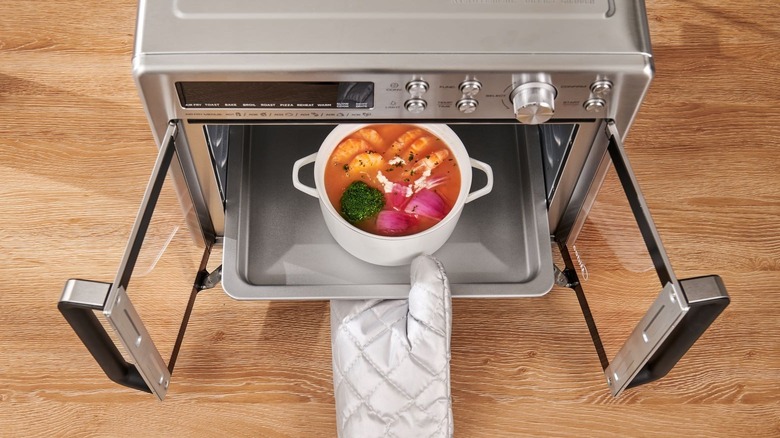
[330,255,453,438]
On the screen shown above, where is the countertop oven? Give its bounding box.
[59,0,729,400]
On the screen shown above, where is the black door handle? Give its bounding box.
[58,279,151,393]
[627,275,730,388]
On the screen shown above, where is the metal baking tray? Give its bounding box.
[222,124,553,299]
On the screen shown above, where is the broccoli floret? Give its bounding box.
[340,181,385,224]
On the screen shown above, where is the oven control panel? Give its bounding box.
[173,71,642,123]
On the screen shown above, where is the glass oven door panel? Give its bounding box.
[59,122,211,399]
[204,124,230,201]
[538,123,577,200]
[559,121,729,396]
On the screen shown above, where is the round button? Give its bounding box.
[459,80,482,97]
[457,98,478,114]
[510,82,557,124]
[405,98,427,114]
[590,80,613,96]
[406,80,429,96]
[584,98,606,113]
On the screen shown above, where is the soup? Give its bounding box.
[324,125,461,236]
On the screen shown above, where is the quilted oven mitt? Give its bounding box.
[330,255,453,438]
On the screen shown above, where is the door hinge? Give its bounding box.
[198,265,223,290]
[554,264,579,288]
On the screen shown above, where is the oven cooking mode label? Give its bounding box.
[176,82,375,110]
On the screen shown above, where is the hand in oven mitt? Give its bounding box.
[330,255,453,438]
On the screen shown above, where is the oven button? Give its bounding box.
[459,80,482,97]
[584,98,606,113]
[511,82,557,124]
[590,80,613,96]
[457,98,478,114]
[405,98,427,114]
[406,80,429,96]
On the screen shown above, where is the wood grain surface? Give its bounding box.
[1,1,779,436]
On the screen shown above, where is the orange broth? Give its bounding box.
[324,125,461,236]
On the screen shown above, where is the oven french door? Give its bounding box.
[58,119,729,399]
[558,121,729,396]
[58,122,218,400]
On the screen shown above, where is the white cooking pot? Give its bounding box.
[292,124,493,266]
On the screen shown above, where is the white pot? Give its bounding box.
[292,124,493,266]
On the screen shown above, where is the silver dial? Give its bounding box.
[457,98,478,114]
[406,80,429,96]
[510,82,557,124]
[590,80,613,96]
[404,98,427,114]
[584,98,606,113]
[459,80,482,97]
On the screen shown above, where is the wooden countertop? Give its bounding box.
[1,1,778,436]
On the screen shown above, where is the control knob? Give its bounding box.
[459,80,482,97]
[405,98,427,114]
[406,80,429,96]
[510,82,557,124]
[457,98,478,114]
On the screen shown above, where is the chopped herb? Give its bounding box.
[410,170,416,176]
[408,153,414,161]
[426,155,430,159]
[404,178,410,182]
[343,164,350,172]
[386,168,394,172]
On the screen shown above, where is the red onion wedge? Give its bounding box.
[404,189,448,220]
[376,210,418,235]
[386,182,411,210]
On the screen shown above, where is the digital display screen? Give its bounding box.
[176,81,374,109]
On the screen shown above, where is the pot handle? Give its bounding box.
[465,158,494,203]
[292,152,319,198]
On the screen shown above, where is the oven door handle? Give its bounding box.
[624,275,729,389]
[58,280,152,393]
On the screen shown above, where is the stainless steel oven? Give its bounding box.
[59,0,729,400]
